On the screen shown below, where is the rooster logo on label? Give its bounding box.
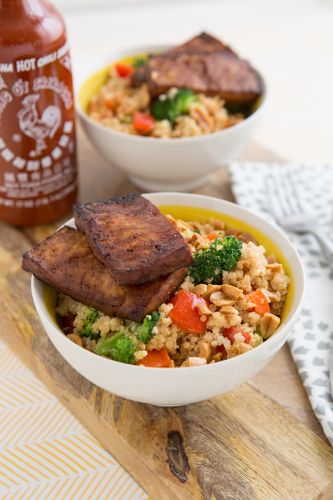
[17,94,61,157]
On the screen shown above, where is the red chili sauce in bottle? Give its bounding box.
[0,0,77,225]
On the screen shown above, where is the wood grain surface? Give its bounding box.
[1,128,332,499]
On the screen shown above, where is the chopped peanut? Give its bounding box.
[220,305,239,314]
[210,291,225,306]
[181,357,207,367]
[267,254,277,264]
[198,340,211,359]
[67,333,83,347]
[266,263,283,272]
[202,284,222,300]
[193,283,208,296]
[221,284,243,300]
[260,313,281,339]
[197,301,213,315]
[211,352,223,362]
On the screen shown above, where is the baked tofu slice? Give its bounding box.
[169,32,235,55]
[74,194,193,285]
[22,226,187,323]
[131,31,262,105]
[146,52,262,104]
[132,32,234,87]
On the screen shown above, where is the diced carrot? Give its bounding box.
[223,326,251,344]
[246,290,270,316]
[169,290,207,335]
[137,347,172,368]
[115,62,133,78]
[104,96,116,110]
[133,111,154,134]
[207,231,220,241]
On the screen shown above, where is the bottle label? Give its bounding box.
[0,43,77,212]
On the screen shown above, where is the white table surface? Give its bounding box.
[61,0,333,164]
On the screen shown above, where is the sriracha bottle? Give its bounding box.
[0,0,77,225]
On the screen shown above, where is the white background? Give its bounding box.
[58,0,333,163]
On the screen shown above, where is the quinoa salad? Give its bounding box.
[56,216,289,368]
[87,63,243,139]
[86,33,263,139]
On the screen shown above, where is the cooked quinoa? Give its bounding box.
[87,62,243,138]
[56,216,289,368]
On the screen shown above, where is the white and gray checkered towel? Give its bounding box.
[230,161,333,445]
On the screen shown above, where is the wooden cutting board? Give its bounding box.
[1,129,333,499]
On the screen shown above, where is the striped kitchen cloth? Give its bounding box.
[230,161,333,445]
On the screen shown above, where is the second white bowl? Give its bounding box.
[77,45,266,191]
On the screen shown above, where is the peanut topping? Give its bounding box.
[211,352,223,362]
[197,302,212,315]
[210,291,224,306]
[220,305,239,314]
[67,333,83,347]
[202,284,222,300]
[181,357,207,367]
[267,263,283,273]
[198,340,211,359]
[193,283,208,296]
[260,313,281,339]
[221,284,243,300]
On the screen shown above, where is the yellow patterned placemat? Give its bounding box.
[0,339,146,499]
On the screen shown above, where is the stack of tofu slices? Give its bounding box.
[22,194,194,322]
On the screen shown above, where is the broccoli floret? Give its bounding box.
[151,89,198,123]
[189,235,242,285]
[173,89,198,116]
[133,55,148,68]
[95,332,136,364]
[216,236,243,272]
[81,307,99,339]
[137,311,160,344]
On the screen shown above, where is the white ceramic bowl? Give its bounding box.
[77,45,266,191]
[31,193,304,406]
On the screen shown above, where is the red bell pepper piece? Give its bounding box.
[207,231,220,241]
[133,111,154,134]
[169,290,208,335]
[223,326,251,344]
[137,347,172,368]
[115,62,133,78]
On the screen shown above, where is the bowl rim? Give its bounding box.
[31,192,304,374]
[76,42,267,144]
